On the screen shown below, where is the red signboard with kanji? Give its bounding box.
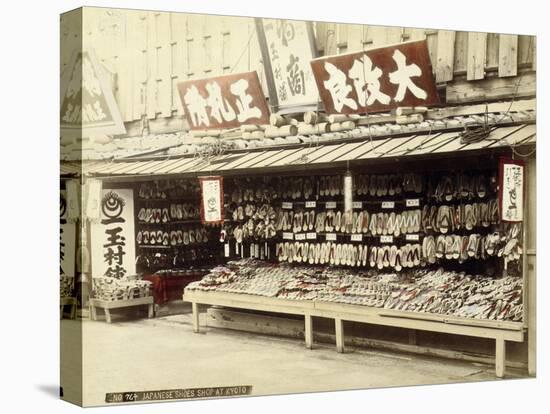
[310,40,440,114]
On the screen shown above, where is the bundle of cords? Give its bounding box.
[459,123,491,145]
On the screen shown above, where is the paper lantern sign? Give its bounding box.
[310,40,440,114]
[499,158,525,222]
[199,177,224,225]
[178,72,270,130]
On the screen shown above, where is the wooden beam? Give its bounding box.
[499,34,519,78]
[192,302,200,333]
[495,338,506,378]
[467,32,487,80]
[335,318,345,353]
[305,314,313,349]
[436,30,456,83]
[446,73,536,104]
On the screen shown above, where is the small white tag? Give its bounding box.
[380,235,393,243]
[325,233,337,241]
[305,201,317,208]
[295,233,306,241]
[282,232,294,240]
[235,243,239,255]
[350,234,363,242]
[325,201,337,209]
[224,243,230,257]
[282,202,293,209]
[306,232,317,240]
[381,201,395,209]
[406,198,420,207]
[406,234,420,241]
[352,201,363,209]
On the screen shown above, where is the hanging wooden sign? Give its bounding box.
[60,50,126,138]
[256,18,319,112]
[91,189,136,278]
[310,40,440,114]
[499,157,525,222]
[178,72,270,130]
[199,176,224,225]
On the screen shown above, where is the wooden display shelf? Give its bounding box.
[90,296,154,323]
[183,289,524,378]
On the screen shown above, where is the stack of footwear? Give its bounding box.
[429,172,497,202]
[92,276,152,301]
[421,200,500,233]
[137,207,171,224]
[136,227,209,246]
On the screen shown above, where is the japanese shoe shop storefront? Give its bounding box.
[60,14,536,379]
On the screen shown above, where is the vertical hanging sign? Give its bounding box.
[499,157,525,222]
[60,190,76,277]
[199,176,224,225]
[91,189,136,278]
[256,18,319,112]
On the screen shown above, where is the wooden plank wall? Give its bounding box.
[72,8,536,127]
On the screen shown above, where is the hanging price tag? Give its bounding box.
[282,202,293,209]
[295,233,306,241]
[350,234,363,242]
[325,201,337,209]
[406,234,420,241]
[352,201,363,209]
[325,233,337,241]
[380,235,393,243]
[224,243,230,257]
[305,201,317,208]
[306,232,317,240]
[381,201,395,209]
[406,198,420,207]
[282,232,294,240]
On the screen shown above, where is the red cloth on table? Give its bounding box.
[142,274,204,304]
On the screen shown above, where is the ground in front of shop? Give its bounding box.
[61,304,528,407]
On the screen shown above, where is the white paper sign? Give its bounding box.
[325,233,337,241]
[382,201,395,209]
[200,177,223,223]
[406,198,420,207]
[406,234,420,241]
[295,233,306,241]
[91,189,136,278]
[325,201,337,209]
[305,201,317,208]
[282,202,293,209]
[380,235,394,243]
[350,234,363,242]
[283,232,294,240]
[262,19,318,108]
[306,232,317,240]
[60,190,76,277]
[352,201,363,209]
[501,162,524,222]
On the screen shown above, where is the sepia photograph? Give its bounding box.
[57,3,537,408]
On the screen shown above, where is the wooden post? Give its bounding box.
[192,302,200,333]
[305,314,313,349]
[495,338,506,378]
[104,309,112,324]
[335,318,345,353]
[408,329,417,345]
[70,300,77,319]
[90,303,97,321]
[148,303,154,318]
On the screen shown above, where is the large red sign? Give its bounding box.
[177,71,270,130]
[310,40,440,114]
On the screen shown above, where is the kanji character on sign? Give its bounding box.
[205,82,236,123]
[286,54,306,96]
[348,55,391,106]
[323,62,357,111]
[184,85,210,127]
[389,50,427,102]
[230,79,262,122]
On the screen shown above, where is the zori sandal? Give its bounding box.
[444,235,454,260]
[436,235,446,258]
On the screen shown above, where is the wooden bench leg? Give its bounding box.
[148,303,154,318]
[104,308,112,324]
[496,337,506,378]
[192,302,200,333]
[70,302,77,319]
[335,318,345,353]
[90,304,97,321]
[305,314,313,349]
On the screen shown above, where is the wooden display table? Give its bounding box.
[60,297,77,320]
[183,290,524,378]
[90,296,154,323]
